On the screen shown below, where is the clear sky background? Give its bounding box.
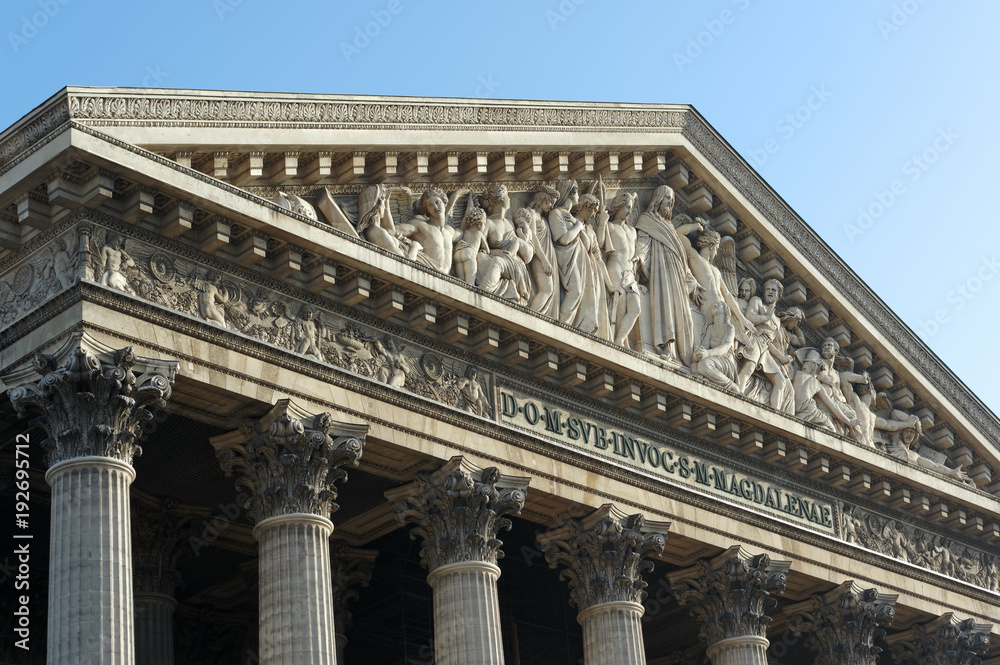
[3,0,998,416]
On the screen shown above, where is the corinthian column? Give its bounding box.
[330,543,377,665]
[132,498,189,665]
[537,504,669,665]
[6,332,177,665]
[668,546,790,665]
[386,457,529,665]
[887,613,992,665]
[786,581,897,665]
[211,399,368,665]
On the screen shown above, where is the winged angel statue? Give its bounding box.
[316,185,470,275]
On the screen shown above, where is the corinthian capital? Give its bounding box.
[5,331,177,467]
[668,545,790,645]
[386,456,529,571]
[786,581,897,665]
[887,613,992,665]
[210,399,368,523]
[537,504,669,611]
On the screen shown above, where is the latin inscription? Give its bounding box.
[499,388,834,532]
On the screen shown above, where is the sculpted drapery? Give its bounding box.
[633,185,700,365]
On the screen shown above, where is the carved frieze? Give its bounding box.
[841,502,999,592]
[13,223,494,419]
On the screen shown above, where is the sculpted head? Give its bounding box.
[573,193,600,221]
[608,190,637,222]
[465,205,487,231]
[780,306,805,328]
[530,185,560,213]
[418,187,448,220]
[696,229,721,257]
[712,300,729,324]
[763,279,783,305]
[480,183,509,214]
[648,185,675,219]
[555,180,580,209]
[738,277,756,301]
[821,337,838,359]
[512,207,532,232]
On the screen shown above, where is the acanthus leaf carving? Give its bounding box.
[5,331,177,467]
[668,545,790,645]
[537,504,669,612]
[386,456,529,572]
[786,581,897,665]
[887,613,992,665]
[209,399,367,523]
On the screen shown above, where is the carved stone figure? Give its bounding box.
[569,184,614,340]
[549,180,603,336]
[815,337,867,441]
[456,365,490,417]
[525,184,560,318]
[476,184,534,304]
[394,186,469,275]
[737,279,788,410]
[453,205,489,285]
[692,301,739,392]
[372,337,408,388]
[737,277,756,313]
[793,354,862,432]
[98,231,136,294]
[193,269,229,327]
[38,235,77,293]
[293,305,324,360]
[604,190,643,348]
[634,185,701,364]
[353,184,420,260]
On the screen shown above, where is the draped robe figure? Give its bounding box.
[548,180,608,337]
[633,185,700,365]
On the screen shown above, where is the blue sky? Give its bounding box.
[3,0,998,416]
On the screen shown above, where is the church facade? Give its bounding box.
[0,88,997,665]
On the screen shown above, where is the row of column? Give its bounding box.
[7,334,994,665]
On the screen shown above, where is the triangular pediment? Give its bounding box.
[2,88,998,555]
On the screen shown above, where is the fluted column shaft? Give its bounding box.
[46,457,135,665]
[579,601,646,665]
[134,594,177,665]
[255,514,337,665]
[426,561,504,665]
[705,636,769,665]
